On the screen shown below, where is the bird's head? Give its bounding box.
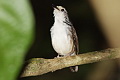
[52,5,68,21]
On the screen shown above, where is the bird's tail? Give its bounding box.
[70,66,78,72]
[69,53,78,72]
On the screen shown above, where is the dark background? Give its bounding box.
[19,0,116,80]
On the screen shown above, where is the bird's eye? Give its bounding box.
[61,9,64,12]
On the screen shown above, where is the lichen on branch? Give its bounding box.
[21,48,120,77]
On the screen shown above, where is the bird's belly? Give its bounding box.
[52,33,73,55]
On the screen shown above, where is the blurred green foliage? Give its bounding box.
[0,0,34,80]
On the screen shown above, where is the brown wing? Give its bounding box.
[69,27,79,54]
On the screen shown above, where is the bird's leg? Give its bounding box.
[57,54,60,58]
[54,54,63,58]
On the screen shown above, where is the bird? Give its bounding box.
[50,4,79,72]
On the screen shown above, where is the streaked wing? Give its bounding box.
[71,27,79,54]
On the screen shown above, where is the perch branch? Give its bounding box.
[21,48,120,77]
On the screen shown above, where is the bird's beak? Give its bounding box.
[52,4,59,10]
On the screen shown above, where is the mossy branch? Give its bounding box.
[21,48,120,77]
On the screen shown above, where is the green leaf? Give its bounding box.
[0,0,34,80]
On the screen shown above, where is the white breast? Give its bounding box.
[50,23,73,56]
